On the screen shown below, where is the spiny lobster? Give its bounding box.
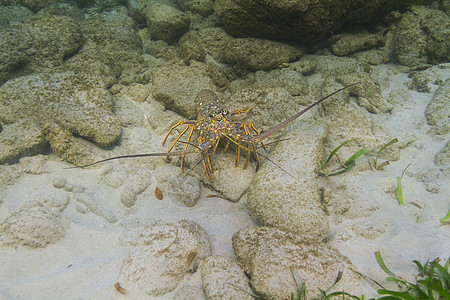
[75,83,358,181]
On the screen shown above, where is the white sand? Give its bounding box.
[0,64,449,299]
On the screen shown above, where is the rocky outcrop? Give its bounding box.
[214,0,395,43]
[0,72,121,165]
[393,6,450,67]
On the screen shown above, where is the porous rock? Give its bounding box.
[425,78,450,135]
[119,220,211,296]
[228,68,309,97]
[179,28,305,70]
[202,255,254,300]
[0,0,66,12]
[247,121,329,242]
[189,150,255,201]
[173,284,207,300]
[232,226,364,299]
[179,30,206,64]
[434,140,450,167]
[393,6,450,67]
[151,62,216,119]
[0,15,83,84]
[169,175,202,207]
[294,55,393,114]
[224,87,304,133]
[330,33,385,56]
[64,9,143,87]
[177,0,214,17]
[36,1,84,21]
[214,0,395,44]
[141,0,190,43]
[0,71,121,165]
[0,120,46,164]
[0,5,34,28]
[223,37,305,71]
[182,27,233,63]
[0,204,66,248]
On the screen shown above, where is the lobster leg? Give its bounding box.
[180,125,195,173]
[230,106,254,116]
[163,120,197,147]
[200,150,213,181]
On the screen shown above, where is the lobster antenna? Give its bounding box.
[258,83,360,141]
[66,150,198,169]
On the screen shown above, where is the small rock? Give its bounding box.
[434,141,450,166]
[169,175,201,207]
[202,255,254,299]
[330,33,385,56]
[143,1,190,43]
[173,284,207,300]
[120,188,138,208]
[52,177,67,189]
[76,194,118,224]
[119,220,212,296]
[179,31,206,64]
[408,71,431,93]
[0,204,66,248]
[425,79,450,135]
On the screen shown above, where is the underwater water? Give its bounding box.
[0,0,449,299]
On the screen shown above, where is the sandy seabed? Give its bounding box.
[0,63,449,299]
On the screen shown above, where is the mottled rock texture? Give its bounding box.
[247,121,330,242]
[0,72,121,164]
[202,255,254,300]
[0,15,83,84]
[119,220,211,296]
[177,0,214,16]
[64,8,142,87]
[0,204,66,248]
[151,62,216,119]
[0,0,65,12]
[0,5,33,27]
[179,27,305,70]
[128,0,190,43]
[394,6,450,67]
[425,79,450,135]
[233,226,364,299]
[214,0,395,43]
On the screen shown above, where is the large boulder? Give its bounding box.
[129,0,190,43]
[0,15,83,84]
[0,71,121,165]
[179,27,305,70]
[214,0,395,43]
[232,226,367,299]
[393,6,450,67]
